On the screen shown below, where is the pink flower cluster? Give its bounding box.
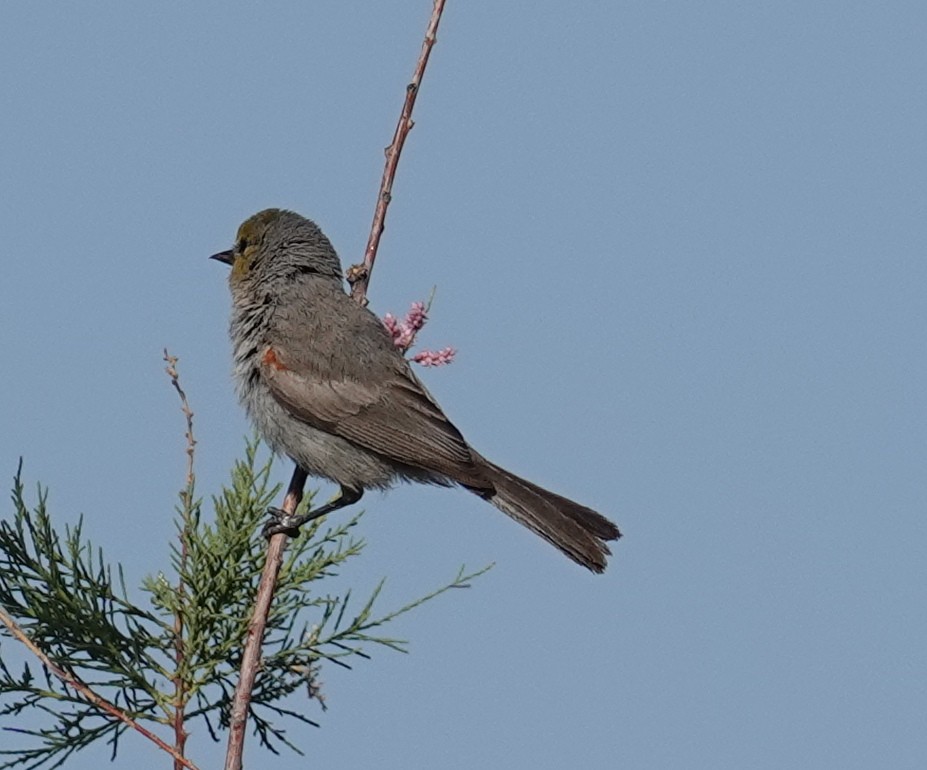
[382,301,456,367]
[382,301,427,350]
[411,347,457,367]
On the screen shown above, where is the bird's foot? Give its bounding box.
[262,507,307,539]
[261,486,364,539]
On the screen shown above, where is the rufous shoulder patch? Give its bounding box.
[261,347,288,371]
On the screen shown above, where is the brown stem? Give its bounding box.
[0,606,200,770]
[349,0,447,304]
[172,587,188,770]
[223,469,307,770]
[223,4,448,768]
[164,351,195,768]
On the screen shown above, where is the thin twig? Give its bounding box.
[222,4,449,768]
[164,350,197,491]
[164,350,194,769]
[0,605,200,770]
[348,0,447,304]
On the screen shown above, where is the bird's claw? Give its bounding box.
[262,507,303,539]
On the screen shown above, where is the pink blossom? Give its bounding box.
[405,301,427,333]
[382,301,455,367]
[411,347,457,367]
[382,313,402,343]
[382,301,429,350]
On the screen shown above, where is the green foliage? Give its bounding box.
[0,442,488,768]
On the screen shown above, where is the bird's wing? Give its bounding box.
[258,343,490,488]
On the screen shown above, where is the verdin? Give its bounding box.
[212,209,620,572]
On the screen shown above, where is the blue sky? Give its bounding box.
[1,2,925,768]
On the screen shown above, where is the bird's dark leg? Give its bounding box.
[263,485,364,538]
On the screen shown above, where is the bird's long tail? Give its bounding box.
[471,459,621,573]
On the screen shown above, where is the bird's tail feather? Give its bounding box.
[473,459,621,573]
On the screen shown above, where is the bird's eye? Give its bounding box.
[236,237,247,253]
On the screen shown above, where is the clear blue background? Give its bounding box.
[1,2,924,768]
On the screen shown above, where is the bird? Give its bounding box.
[212,208,620,572]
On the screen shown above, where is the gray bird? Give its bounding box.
[212,209,620,572]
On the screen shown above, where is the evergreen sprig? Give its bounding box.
[0,442,488,767]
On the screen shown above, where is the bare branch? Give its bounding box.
[347,0,448,304]
[164,350,195,769]
[223,471,306,770]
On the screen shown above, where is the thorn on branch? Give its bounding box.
[345,264,368,286]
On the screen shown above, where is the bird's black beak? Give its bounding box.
[210,249,234,265]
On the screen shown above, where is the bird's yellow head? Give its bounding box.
[211,208,344,287]
[210,208,282,284]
